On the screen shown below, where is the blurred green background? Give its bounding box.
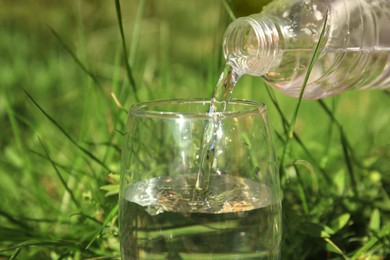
[1,0,390,259]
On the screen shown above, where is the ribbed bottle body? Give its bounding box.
[223,0,390,99]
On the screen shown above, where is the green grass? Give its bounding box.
[1,0,390,259]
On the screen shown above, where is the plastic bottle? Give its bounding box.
[223,0,390,99]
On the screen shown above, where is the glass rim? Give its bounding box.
[129,98,267,119]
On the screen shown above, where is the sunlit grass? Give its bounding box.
[1,0,390,259]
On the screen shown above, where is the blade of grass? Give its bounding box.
[288,11,329,137]
[318,99,365,169]
[31,150,91,177]
[51,24,115,149]
[4,93,31,173]
[292,164,310,214]
[9,247,21,260]
[23,89,112,172]
[0,211,72,225]
[293,159,319,194]
[0,227,35,243]
[114,0,140,103]
[352,223,390,259]
[266,87,332,184]
[38,136,80,208]
[288,13,328,135]
[49,27,102,89]
[74,0,87,66]
[339,129,358,197]
[265,87,289,134]
[280,11,328,171]
[324,237,348,258]
[85,204,118,249]
[222,0,237,21]
[0,240,95,255]
[0,211,31,231]
[2,92,51,202]
[129,0,145,66]
[317,99,362,195]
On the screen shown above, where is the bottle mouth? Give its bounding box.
[223,15,281,76]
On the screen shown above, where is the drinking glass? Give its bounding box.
[120,99,281,259]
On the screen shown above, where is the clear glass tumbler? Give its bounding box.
[120,99,281,259]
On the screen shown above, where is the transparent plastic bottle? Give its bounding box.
[223,0,390,99]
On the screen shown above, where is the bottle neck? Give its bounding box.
[223,15,282,76]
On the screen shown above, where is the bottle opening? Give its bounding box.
[223,15,281,76]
